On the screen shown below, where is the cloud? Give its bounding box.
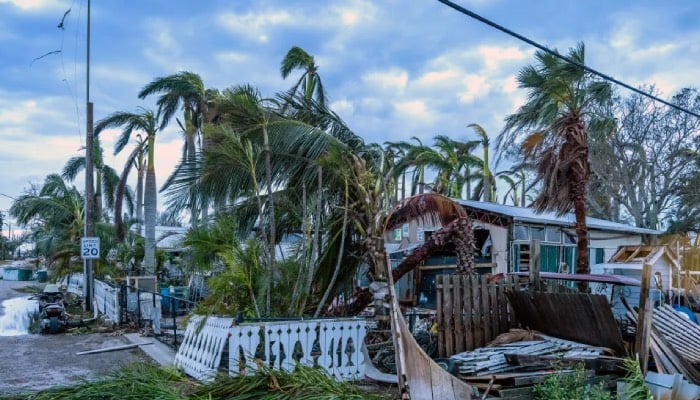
[217,9,294,43]
[361,68,409,93]
[330,98,354,116]
[0,0,68,12]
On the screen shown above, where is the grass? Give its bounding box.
[0,362,394,400]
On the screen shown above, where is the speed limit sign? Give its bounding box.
[81,237,100,259]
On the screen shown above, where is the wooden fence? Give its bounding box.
[436,274,519,357]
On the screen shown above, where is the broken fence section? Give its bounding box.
[174,316,368,382]
[435,274,519,357]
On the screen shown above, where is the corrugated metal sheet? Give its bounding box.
[456,199,660,235]
[506,291,627,355]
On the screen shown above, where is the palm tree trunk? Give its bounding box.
[287,181,307,315]
[314,177,349,317]
[301,166,323,313]
[136,162,144,234]
[185,107,199,226]
[263,124,276,315]
[143,136,157,275]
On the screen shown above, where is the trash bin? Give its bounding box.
[160,287,170,312]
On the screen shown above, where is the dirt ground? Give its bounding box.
[0,278,151,394]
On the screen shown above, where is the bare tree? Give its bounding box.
[588,87,700,231]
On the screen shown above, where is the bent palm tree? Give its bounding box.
[280,46,326,106]
[95,108,160,274]
[497,42,611,287]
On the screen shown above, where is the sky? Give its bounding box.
[0,0,699,228]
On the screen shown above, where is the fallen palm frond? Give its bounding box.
[0,362,392,400]
[194,363,392,400]
[0,363,192,400]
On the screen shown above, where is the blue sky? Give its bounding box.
[1,0,699,221]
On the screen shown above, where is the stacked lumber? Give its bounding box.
[450,334,610,376]
[447,331,624,398]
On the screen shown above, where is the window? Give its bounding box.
[513,224,528,240]
[563,231,577,244]
[402,223,410,236]
[416,228,424,242]
[595,248,605,264]
[531,226,545,241]
[545,226,561,242]
[394,228,402,241]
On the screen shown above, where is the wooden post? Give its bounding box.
[635,262,652,373]
[529,240,541,292]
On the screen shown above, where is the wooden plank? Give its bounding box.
[387,263,478,399]
[76,342,151,355]
[472,274,484,348]
[504,353,626,374]
[463,274,474,350]
[489,277,499,341]
[436,275,445,358]
[453,274,464,354]
[481,275,492,344]
[636,263,652,373]
[444,275,454,358]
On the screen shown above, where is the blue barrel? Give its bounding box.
[160,287,170,312]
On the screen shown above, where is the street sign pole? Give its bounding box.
[83,0,94,312]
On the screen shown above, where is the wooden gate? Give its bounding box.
[436,274,518,357]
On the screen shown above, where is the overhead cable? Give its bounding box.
[436,0,700,119]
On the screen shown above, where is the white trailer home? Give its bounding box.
[386,200,661,277]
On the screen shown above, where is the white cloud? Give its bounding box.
[217,10,294,43]
[362,68,409,93]
[0,0,68,12]
[215,51,250,65]
[393,99,436,125]
[330,98,354,116]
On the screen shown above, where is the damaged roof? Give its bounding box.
[455,199,660,235]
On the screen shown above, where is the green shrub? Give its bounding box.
[533,362,611,400]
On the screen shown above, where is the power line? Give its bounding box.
[436,0,700,119]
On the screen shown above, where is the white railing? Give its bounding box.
[229,318,367,381]
[175,316,233,382]
[174,317,368,382]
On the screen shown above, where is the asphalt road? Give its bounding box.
[0,277,151,394]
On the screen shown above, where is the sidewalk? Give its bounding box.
[124,332,177,367]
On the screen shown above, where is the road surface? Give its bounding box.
[0,277,151,394]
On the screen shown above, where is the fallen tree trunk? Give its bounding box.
[330,217,474,316]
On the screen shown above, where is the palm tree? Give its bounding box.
[95,108,160,274]
[110,134,146,241]
[468,123,494,202]
[62,135,120,221]
[497,42,612,285]
[280,46,326,106]
[10,174,85,269]
[138,71,210,224]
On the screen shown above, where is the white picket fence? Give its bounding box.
[175,316,368,382]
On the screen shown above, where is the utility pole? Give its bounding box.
[83,0,94,311]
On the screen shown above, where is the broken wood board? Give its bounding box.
[387,256,479,399]
[76,342,152,355]
[504,353,626,374]
[506,291,626,355]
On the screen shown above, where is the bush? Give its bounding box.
[532,362,611,400]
